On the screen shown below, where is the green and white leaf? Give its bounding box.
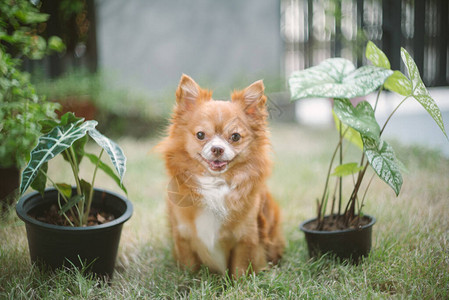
[88,128,126,183]
[85,153,128,194]
[366,41,390,69]
[333,98,380,141]
[20,120,98,195]
[401,47,448,138]
[363,136,403,196]
[331,162,363,177]
[289,58,393,100]
[332,110,363,150]
[384,70,413,96]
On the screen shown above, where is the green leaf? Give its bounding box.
[55,183,72,199]
[30,162,47,196]
[289,58,393,100]
[59,194,84,215]
[80,179,92,196]
[332,110,363,150]
[38,119,60,134]
[20,120,98,195]
[363,137,403,196]
[85,153,128,194]
[14,10,49,24]
[60,112,84,127]
[384,70,413,96]
[87,129,126,183]
[331,162,363,177]
[401,47,448,139]
[333,98,380,141]
[365,41,391,69]
[48,36,65,52]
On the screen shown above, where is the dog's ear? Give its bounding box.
[232,80,267,116]
[176,74,211,110]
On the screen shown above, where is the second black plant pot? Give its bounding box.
[16,188,133,279]
[300,215,376,262]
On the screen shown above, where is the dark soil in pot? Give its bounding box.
[16,188,132,279]
[300,215,376,262]
[29,202,116,226]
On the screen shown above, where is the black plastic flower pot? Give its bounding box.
[300,215,376,262]
[16,188,133,279]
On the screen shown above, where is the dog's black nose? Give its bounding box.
[211,146,224,157]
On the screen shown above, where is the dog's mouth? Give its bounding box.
[199,155,229,173]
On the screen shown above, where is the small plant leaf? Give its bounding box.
[55,183,72,199]
[87,128,126,183]
[363,136,403,196]
[333,98,380,141]
[20,120,98,195]
[384,70,413,96]
[30,162,47,196]
[331,162,363,177]
[332,110,363,150]
[401,47,448,139]
[80,179,92,196]
[84,153,128,194]
[60,112,84,127]
[289,58,393,100]
[58,194,84,215]
[366,41,391,69]
[39,119,59,134]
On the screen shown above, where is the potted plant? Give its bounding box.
[15,112,132,278]
[0,0,64,208]
[289,41,447,261]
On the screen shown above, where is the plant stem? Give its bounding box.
[359,172,376,217]
[373,85,383,112]
[65,147,83,225]
[57,193,74,227]
[338,120,343,217]
[380,96,410,136]
[83,149,104,224]
[318,127,348,227]
[43,169,78,226]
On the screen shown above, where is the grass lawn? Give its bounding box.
[1,122,448,299]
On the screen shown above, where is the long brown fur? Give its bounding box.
[156,74,285,277]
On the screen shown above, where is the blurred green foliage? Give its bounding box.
[0,0,62,168]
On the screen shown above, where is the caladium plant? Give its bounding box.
[289,41,447,230]
[19,112,127,227]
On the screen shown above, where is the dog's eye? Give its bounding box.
[196,131,205,140]
[230,133,241,142]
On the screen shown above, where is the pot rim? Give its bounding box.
[299,214,376,234]
[16,187,133,232]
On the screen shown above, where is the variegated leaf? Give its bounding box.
[333,98,380,141]
[88,128,126,183]
[401,47,448,139]
[20,120,98,195]
[289,58,393,100]
[363,136,403,196]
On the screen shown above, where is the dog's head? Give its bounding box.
[170,74,268,175]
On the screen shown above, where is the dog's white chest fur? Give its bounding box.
[194,176,230,273]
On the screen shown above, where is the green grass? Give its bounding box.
[1,123,448,299]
